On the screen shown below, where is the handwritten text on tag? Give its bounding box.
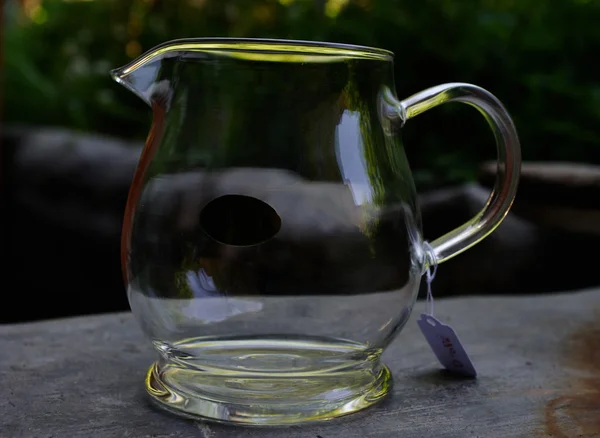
[417,313,477,378]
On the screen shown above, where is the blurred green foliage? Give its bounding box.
[5,0,600,189]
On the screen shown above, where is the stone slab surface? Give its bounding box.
[1,289,599,438]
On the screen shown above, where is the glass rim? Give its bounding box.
[121,37,394,68]
[111,37,394,88]
[156,37,390,57]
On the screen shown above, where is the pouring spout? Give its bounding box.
[110,58,162,107]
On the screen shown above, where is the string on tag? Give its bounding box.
[417,241,477,377]
[423,241,438,316]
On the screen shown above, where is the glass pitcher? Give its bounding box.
[111,38,520,426]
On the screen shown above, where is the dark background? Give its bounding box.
[3,0,600,323]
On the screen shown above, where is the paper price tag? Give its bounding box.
[417,313,477,378]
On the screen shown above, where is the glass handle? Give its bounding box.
[390,83,521,265]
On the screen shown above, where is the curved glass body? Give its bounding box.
[111,38,520,425]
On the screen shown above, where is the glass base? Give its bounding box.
[144,336,392,426]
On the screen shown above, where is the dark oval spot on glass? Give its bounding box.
[199,194,281,246]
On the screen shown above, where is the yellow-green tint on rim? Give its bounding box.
[114,38,394,77]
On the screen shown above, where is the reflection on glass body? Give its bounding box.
[116,40,424,424]
[124,44,422,340]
